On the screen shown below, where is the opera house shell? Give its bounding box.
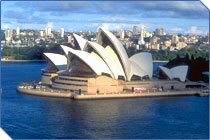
[41,27,189,94]
[158,66,188,82]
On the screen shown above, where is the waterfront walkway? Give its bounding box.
[17,85,209,100]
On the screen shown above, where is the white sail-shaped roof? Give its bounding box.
[159,66,173,79]
[60,28,155,81]
[84,41,125,80]
[159,65,188,82]
[61,45,72,56]
[104,45,126,80]
[171,66,188,82]
[129,61,148,80]
[73,33,87,50]
[97,27,131,81]
[44,53,67,71]
[60,45,113,77]
[129,52,153,79]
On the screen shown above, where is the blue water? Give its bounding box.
[1,62,209,139]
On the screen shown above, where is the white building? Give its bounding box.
[5,29,13,42]
[40,31,44,37]
[45,27,153,81]
[45,27,191,83]
[155,28,165,36]
[16,27,20,36]
[40,27,190,94]
[133,26,138,35]
[45,27,51,36]
[60,28,64,38]
[171,35,179,44]
[138,26,146,45]
[119,29,124,39]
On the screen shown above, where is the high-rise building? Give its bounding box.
[133,26,138,35]
[141,26,146,38]
[45,28,48,36]
[45,27,51,36]
[16,27,20,36]
[119,29,124,39]
[40,31,44,37]
[138,26,146,45]
[60,28,64,38]
[5,29,13,42]
[155,28,165,36]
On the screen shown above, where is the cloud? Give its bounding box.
[46,22,54,28]
[94,1,208,19]
[1,23,12,29]
[184,26,206,35]
[14,1,91,13]
[170,27,184,32]
[99,16,140,23]
[3,10,26,20]
[2,9,47,25]
[1,1,208,33]
[11,1,209,19]
[94,23,145,31]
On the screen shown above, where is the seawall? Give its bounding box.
[17,86,208,100]
[73,90,198,100]
[17,87,72,98]
[1,59,47,63]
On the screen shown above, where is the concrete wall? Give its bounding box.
[51,75,88,92]
[123,80,186,91]
[87,76,123,93]
[50,75,186,94]
[41,72,58,85]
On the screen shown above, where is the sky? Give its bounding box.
[1,1,209,35]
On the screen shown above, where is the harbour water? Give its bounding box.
[1,62,209,139]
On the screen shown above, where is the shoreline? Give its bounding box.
[152,60,168,63]
[17,86,208,100]
[1,59,167,63]
[1,59,47,63]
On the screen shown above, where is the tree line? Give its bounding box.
[1,44,209,61]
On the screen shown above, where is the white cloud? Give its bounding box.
[1,23,12,29]
[101,23,136,31]
[185,26,204,35]
[46,22,54,28]
[170,27,183,32]
[99,16,140,22]
[87,22,169,32]
[99,23,148,31]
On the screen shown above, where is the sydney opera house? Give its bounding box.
[39,27,194,95]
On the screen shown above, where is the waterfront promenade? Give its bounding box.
[17,85,208,100]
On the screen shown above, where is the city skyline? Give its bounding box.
[1,1,209,35]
